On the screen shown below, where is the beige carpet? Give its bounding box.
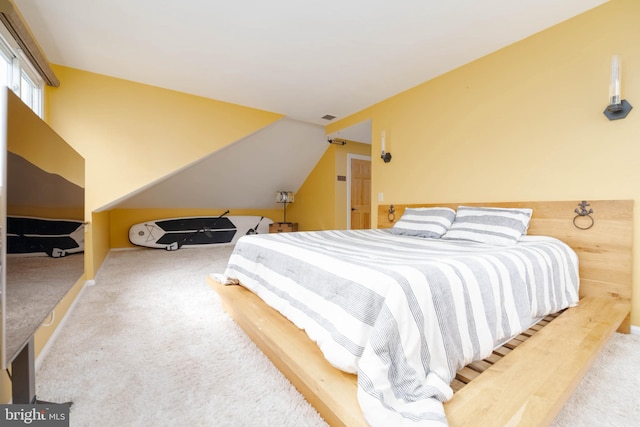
[35,245,639,426]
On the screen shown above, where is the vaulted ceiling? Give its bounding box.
[13,0,607,210]
[112,118,329,210]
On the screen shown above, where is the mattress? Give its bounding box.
[219,229,579,426]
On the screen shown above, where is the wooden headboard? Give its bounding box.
[378,200,633,331]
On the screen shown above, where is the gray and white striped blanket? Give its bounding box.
[221,229,579,426]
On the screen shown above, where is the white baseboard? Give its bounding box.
[35,280,91,372]
[631,325,640,335]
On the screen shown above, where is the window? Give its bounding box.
[20,63,43,114]
[0,24,44,117]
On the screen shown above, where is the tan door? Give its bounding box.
[350,158,371,229]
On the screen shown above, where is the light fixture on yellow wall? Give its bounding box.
[380,131,392,163]
[604,55,632,120]
[327,137,347,145]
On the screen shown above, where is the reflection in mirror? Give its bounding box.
[5,151,85,363]
[1,88,85,385]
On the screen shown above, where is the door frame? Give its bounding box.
[346,153,372,230]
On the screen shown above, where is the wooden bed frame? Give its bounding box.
[208,200,632,426]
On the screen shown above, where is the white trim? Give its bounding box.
[346,153,371,230]
[0,22,19,55]
[17,48,44,88]
[631,325,640,335]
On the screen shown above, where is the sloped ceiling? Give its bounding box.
[12,0,606,211]
[111,118,333,210]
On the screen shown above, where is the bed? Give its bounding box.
[208,200,632,426]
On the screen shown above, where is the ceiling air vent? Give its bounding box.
[321,114,336,121]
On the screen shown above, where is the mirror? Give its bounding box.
[1,87,85,370]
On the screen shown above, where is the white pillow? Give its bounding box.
[442,206,532,245]
[389,207,456,238]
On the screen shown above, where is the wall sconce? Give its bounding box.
[381,131,392,163]
[276,191,294,223]
[604,55,632,120]
[327,137,347,145]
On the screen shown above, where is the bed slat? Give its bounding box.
[444,296,630,427]
[209,276,629,427]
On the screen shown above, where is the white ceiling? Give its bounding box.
[15,0,607,126]
[12,0,608,212]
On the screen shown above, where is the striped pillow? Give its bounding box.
[442,206,532,245]
[389,207,456,238]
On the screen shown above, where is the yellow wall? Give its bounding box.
[327,0,640,326]
[44,65,284,276]
[289,141,371,231]
[110,208,282,248]
[288,146,337,230]
[89,210,111,277]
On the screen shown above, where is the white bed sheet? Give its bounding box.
[219,230,579,426]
